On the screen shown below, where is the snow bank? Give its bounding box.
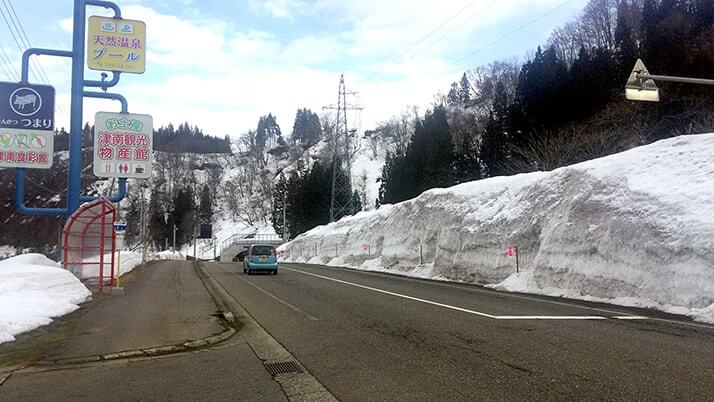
[155,250,185,260]
[76,251,144,279]
[0,254,91,344]
[280,134,714,323]
[0,245,16,260]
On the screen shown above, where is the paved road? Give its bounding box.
[206,262,714,401]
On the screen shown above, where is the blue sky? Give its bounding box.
[2,0,588,137]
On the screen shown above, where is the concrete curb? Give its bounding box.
[197,262,338,402]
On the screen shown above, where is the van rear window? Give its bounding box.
[252,246,274,256]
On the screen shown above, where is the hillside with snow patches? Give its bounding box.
[280,133,714,324]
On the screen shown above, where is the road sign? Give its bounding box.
[87,16,146,74]
[113,222,127,233]
[199,224,212,239]
[93,111,153,178]
[0,128,54,169]
[0,82,55,131]
[625,59,659,102]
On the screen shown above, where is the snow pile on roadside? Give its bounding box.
[155,250,185,260]
[0,245,16,260]
[76,251,144,279]
[0,254,91,345]
[280,134,714,323]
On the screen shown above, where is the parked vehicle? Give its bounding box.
[243,244,278,275]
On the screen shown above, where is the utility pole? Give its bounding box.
[139,180,146,263]
[323,74,363,222]
[282,190,288,242]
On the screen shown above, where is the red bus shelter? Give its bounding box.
[62,198,117,293]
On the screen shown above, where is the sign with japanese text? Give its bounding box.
[87,16,146,74]
[0,128,54,169]
[93,112,153,178]
[0,82,55,131]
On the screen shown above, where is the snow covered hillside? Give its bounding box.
[280,133,714,323]
[0,254,91,345]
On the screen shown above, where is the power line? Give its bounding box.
[1,0,66,114]
[0,1,40,83]
[454,0,576,67]
[0,45,17,80]
[3,0,54,86]
[411,0,499,58]
[385,0,480,64]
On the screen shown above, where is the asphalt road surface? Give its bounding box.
[206,262,714,401]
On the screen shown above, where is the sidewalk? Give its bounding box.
[43,260,225,360]
[0,260,288,401]
[41,261,225,360]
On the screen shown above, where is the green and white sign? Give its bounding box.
[0,128,54,169]
[93,111,153,178]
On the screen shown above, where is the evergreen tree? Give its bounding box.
[292,108,322,148]
[198,184,213,224]
[615,0,638,77]
[172,187,195,247]
[271,173,288,239]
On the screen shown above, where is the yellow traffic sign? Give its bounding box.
[87,16,146,74]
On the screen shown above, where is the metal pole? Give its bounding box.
[515,246,520,274]
[67,0,86,215]
[172,225,176,253]
[139,183,146,262]
[420,245,423,265]
[637,72,714,86]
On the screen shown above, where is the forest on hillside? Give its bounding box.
[378,0,714,204]
[52,122,232,154]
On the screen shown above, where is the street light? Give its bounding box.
[626,58,714,102]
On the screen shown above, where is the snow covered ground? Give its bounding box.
[0,254,91,345]
[280,133,714,323]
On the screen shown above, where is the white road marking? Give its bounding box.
[217,264,320,321]
[305,263,646,319]
[283,267,637,321]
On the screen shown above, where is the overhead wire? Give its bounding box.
[0,1,41,83]
[1,0,67,114]
[4,0,54,86]
[454,0,577,67]
[405,0,499,60]
[0,45,16,80]
[384,0,481,64]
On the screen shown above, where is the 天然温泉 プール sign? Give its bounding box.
[93,112,153,179]
[87,16,146,74]
[0,82,55,169]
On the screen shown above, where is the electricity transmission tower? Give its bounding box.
[323,75,363,222]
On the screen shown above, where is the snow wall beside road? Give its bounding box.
[280,134,714,323]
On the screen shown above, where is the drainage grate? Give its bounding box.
[264,361,303,376]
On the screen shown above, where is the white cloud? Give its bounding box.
[248,0,310,20]
[46,0,586,138]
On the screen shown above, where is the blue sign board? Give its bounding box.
[113,222,127,233]
[0,82,55,131]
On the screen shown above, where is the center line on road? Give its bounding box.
[283,267,624,321]
[217,264,320,321]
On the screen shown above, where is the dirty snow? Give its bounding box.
[0,254,91,345]
[280,134,714,324]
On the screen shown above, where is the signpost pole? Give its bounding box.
[67,0,87,214]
